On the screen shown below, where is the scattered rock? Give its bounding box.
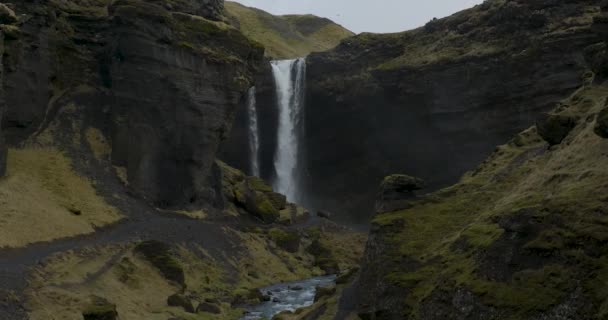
[289,285,303,291]
[595,108,608,138]
[0,3,17,24]
[314,285,336,302]
[196,302,221,314]
[536,113,577,145]
[167,294,194,313]
[272,297,281,303]
[82,296,118,320]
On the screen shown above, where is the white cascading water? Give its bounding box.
[246,87,261,177]
[270,58,306,202]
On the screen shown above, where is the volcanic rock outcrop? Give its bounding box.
[300,0,602,223]
[1,0,263,208]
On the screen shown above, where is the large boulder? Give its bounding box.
[134,241,185,287]
[595,108,608,138]
[82,296,118,320]
[167,294,195,313]
[196,301,221,314]
[217,161,284,223]
[536,113,577,145]
[376,174,425,214]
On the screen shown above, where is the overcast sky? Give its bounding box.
[230,0,484,34]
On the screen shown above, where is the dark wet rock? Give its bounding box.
[317,210,332,220]
[196,302,221,314]
[314,285,336,302]
[376,174,425,214]
[82,296,118,320]
[289,285,303,291]
[595,108,608,138]
[134,241,185,287]
[335,267,359,285]
[536,113,577,145]
[167,294,195,313]
[0,4,17,24]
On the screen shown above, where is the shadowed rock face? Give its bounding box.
[1,0,263,208]
[301,0,602,224]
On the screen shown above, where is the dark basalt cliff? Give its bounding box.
[302,0,602,223]
[350,2,608,319]
[1,0,263,207]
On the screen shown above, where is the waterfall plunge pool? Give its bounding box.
[240,275,336,320]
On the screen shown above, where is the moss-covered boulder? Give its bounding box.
[82,296,118,320]
[595,108,608,138]
[196,301,221,314]
[376,174,425,214]
[216,161,283,222]
[232,288,264,305]
[314,285,336,302]
[268,228,301,253]
[134,241,185,287]
[307,239,339,274]
[167,293,194,313]
[536,113,577,145]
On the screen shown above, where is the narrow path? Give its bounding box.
[0,208,243,320]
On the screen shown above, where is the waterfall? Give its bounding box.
[270,58,306,202]
[246,87,260,177]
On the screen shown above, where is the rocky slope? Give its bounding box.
[300,0,603,223]
[224,1,354,59]
[349,4,608,318]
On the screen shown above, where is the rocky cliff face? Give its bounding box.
[302,0,602,223]
[350,3,608,319]
[2,0,263,208]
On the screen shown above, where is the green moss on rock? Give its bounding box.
[268,228,300,253]
[134,241,185,287]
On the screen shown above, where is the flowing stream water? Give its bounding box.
[241,275,336,320]
[246,86,260,177]
[270,58,306,202]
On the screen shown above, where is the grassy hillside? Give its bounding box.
[225,1,354,59]
[365,84,608,318]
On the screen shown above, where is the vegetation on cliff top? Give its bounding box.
[225,1,354,59]
[318,0,600,71]
[371,85,608,319]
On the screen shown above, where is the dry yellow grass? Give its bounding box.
[27,245,181,320]
[0,148,122,248]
